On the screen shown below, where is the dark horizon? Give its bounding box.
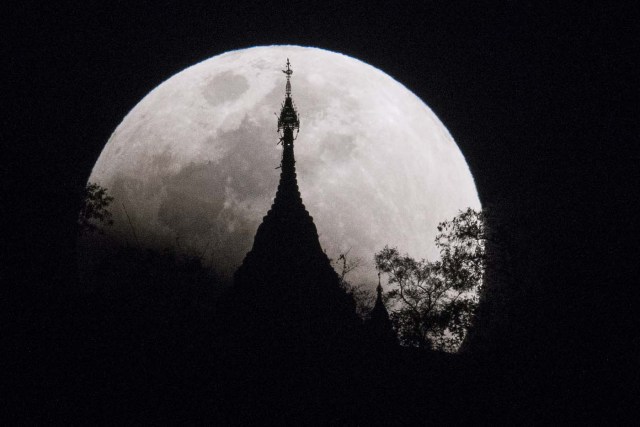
[4,2,636,423]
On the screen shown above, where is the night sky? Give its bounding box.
[5,1,637,421]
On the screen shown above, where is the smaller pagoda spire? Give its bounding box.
[365,271,397,346]
[376,272,383,303]
[371,271,388,317]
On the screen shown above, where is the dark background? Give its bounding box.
[4,1,637,421]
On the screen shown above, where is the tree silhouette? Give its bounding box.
[375,208,485,351]
[78,182,114,235]
[333,251,375,319]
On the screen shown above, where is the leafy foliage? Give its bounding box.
[78,182,114,235]
[375,208,486,351]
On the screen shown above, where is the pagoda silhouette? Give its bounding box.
[220,60,394,360]
[364,273,397,347]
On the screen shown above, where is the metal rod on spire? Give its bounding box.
[277,58,300,137]
[282,58,293,97]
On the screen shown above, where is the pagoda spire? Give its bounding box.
[376,272,384,305]
[365,271,397,346]
[224,59,362,359]
[233,59,332,283]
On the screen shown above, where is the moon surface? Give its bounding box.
[88,45,480,287]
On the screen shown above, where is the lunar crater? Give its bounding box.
[203,71,250,106]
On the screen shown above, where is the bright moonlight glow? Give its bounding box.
[88,45,480,286]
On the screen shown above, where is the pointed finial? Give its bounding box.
[282,58,293,97]
[283,58,292,75]
[377,272,383,297]
[277,58,300,136]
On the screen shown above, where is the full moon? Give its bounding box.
[88,45,480,287]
